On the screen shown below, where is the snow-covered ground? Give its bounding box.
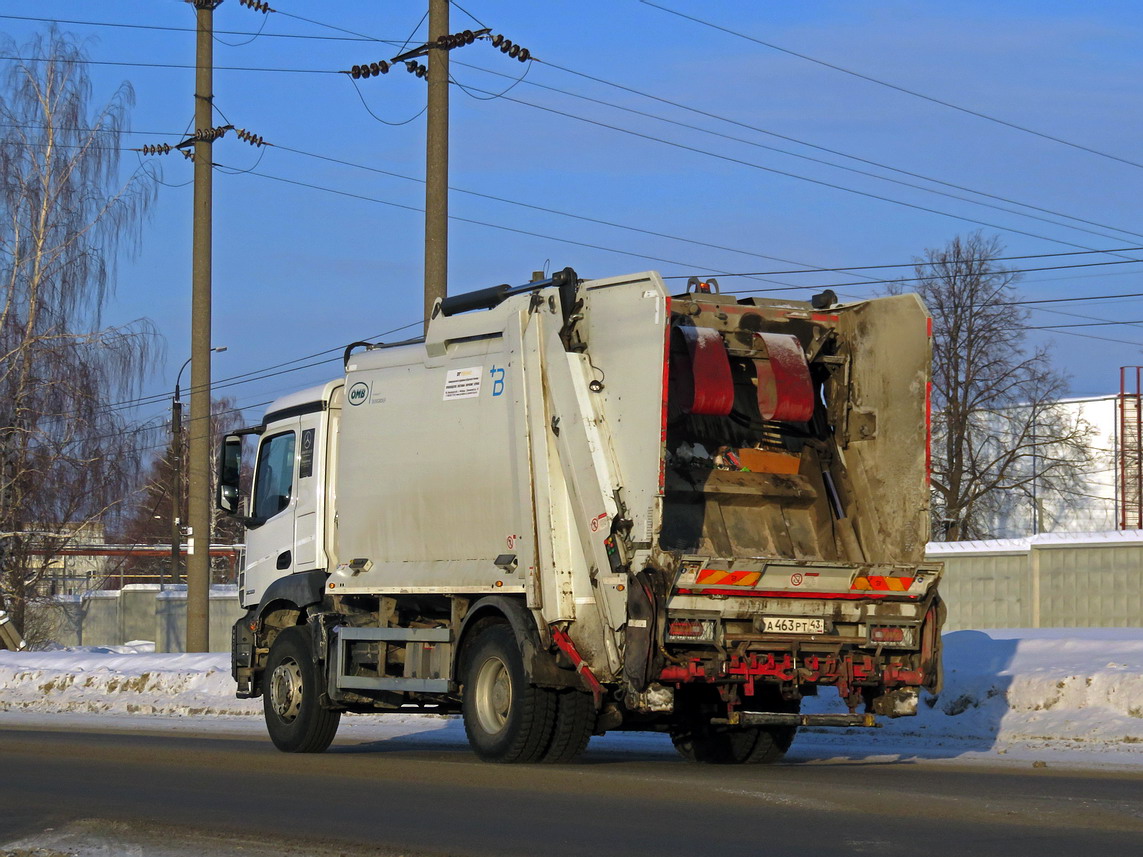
[2,629,1142,769]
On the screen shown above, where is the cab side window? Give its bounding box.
[253,432,296,519]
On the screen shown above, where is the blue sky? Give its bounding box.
[3,0,1142,435]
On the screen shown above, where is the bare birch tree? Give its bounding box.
[0,29,160,634]
[916,233,1094,540]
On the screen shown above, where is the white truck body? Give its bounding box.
[224,269,943,763]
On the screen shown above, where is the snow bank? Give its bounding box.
[0,641,259,717]
[797,628,1143,764]
[2,630,1142,765]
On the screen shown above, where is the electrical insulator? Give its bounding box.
[437,29,478,51]
[488,33,532,62]
[239,0,274,13]
[347,61,389,79]
[236,128,267,148]
[139,143,173,156]
[190,126,229,143]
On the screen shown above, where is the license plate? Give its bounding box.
[762,616,825,635]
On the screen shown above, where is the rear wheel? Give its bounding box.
[670,686,797,765]
[671,722,795,764]
[262,625,340,753]
[541,689,595,763]
[462,623,557,763]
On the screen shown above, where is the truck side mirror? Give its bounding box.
[217,434,243,515]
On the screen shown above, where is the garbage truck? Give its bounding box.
[220,267,943,763]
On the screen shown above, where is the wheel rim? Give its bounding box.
[473,654,512,735]
[269,656,303,723]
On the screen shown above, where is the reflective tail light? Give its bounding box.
[666,619,715,642]
[870,626,905,643]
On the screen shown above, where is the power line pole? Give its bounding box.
[169,388,182,587]
[186,0,218,653]
[424,0,449,329]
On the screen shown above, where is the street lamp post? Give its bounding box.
[169,346,226,587]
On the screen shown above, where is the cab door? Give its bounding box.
[242,421,300,605]
[292,409,326,571]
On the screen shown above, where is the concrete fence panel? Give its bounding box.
[930,549,1032,631]
[80,591,121,647]
[119,584,160,643]
[1037,543,1143,628]
[28,585,242,652]
[156,585,243,653]
[929,531,1143,630]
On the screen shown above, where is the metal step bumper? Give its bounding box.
[715,712,878,728]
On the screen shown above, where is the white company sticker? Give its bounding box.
[443,366,483,400]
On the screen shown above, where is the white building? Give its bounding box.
[988,395,1119,538]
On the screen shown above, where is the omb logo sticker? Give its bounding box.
[347,381,370,406]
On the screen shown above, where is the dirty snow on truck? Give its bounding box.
[221,268,943,763]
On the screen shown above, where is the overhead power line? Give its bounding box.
[8,33,1142,255]
[640,1,1143,172]
[722,257,1143,294]
[0,54,338,75]
[451,81,1135,255]
[233,163,1143,307]
[0,13,399,42]
[104,319,424,416]
[9,112,1143,296]
[18,10,1141,246]
[533,56,1143,245]
[23,110,1143,288]
[231,166,780,276]
[459,60,1143,247]
[1031,319,1143,331]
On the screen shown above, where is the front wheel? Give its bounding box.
[461,623,557,763]
[262,625,340,753]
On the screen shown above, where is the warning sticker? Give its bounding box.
[443,366,483,400]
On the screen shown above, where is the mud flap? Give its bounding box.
[920,595,946,695]
[624,569,667,692]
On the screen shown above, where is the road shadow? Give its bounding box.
[789,630,1019,763]
[328,631,1020,766]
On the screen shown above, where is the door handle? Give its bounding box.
[276,551,292,570]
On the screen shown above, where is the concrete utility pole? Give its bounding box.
[169,378,182,587]
[186,0,217,652]
[424,0,449,330]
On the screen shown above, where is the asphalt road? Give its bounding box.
[2,722,1142,857]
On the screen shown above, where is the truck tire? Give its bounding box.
[670,723,793,764]
[262,625,340,753]
[541,689,595,763]
[462,623,557,763]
